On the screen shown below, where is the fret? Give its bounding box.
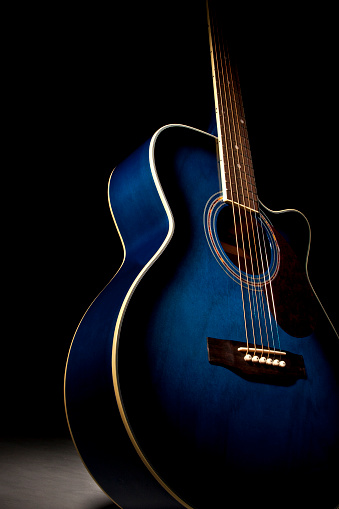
[207,1,258,212]
[226,176,257,195]
[232,189,257,202]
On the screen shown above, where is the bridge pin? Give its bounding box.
[279,360,286,368]
[252,355,260,363]
[266,358,273,365]
[244,354,252,362]
[259,357,267,364]
[272,359,280,366]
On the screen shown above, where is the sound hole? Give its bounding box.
[217,205,271,275]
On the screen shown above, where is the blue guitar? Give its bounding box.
[64,2,339,508]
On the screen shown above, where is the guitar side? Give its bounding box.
[64,124,339,509]
[64,125,199,509]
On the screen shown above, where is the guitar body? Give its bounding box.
[64,125,339,509]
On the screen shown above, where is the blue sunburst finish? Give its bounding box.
[64,125,339,509]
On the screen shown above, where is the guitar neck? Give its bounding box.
[206,0,258,212]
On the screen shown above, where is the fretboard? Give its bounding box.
[206,1,258,212]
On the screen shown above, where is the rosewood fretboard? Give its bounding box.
[207,1,258,212]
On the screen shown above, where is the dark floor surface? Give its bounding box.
[1,438,338,509]
[0,438,118,509]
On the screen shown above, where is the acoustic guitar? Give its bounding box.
[64,2,339,508]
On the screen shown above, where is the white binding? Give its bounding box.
[111,124,216,509]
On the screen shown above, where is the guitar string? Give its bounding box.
[228,58,282,360]
[212,5,258,354]
[210,6,257,353]
[255,218,276,357]
[227,60,276,359]
[231,63,281,358]
[210,2,280,359]
[228,59,282,360]
[217,11,281,361]
[208,3,251,349]
[222,43,267,357]
[256,215,282,358]
[208,2,285,364]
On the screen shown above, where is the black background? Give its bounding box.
[3,1,338,438]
